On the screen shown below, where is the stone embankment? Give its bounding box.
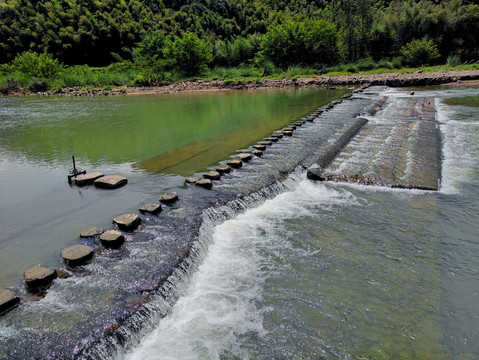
[26,69,479,97]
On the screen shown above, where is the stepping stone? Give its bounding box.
[272,130,283,134]
[99,230,125,248]
[306,116,315,122]
[293,122,303,126]
[75,172,104,186]
[61,244,94,266]
[215,165,231,174]
[283,126,295,131]
[253,144,266,151]
[94,175,127,189]
[236,149,252,153]
[0,289,20,314]
[203,171,221,180]
[24,266,57,290]
[113,214,141,232]
[139,203,162,214]
[160,193,178,204]
[79,227,104,238]
[258,140,272,146]
[283,130,293,136]
[271,133,283,139]
[252,150,263,157]
[227,159,242,168]
[185,177,200,184]
[196,178,212,189]
[237,153,252,162]
[263,137,278,142]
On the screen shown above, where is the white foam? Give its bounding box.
[122,178,357,360]
[437,98,479,194]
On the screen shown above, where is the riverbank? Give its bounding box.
[9,69,479,97]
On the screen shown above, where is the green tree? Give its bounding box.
[166,33,213,76]
[133,31,170,72]
[261,19,340,68]
[400,36,440,66]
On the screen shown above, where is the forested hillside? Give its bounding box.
[0,0,478,91]
[1,0,478,65]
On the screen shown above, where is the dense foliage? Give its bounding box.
[0,0,478,89]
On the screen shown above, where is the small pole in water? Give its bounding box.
[72,155,77,173]
[68,155,86,184]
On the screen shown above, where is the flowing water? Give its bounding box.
[121,86,479,360]
[0,88,344,289]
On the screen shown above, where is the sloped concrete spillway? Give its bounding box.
[0,86,436,359]
[318,93,441,190]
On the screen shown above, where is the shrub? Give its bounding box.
[345,64,359,73]
[446,54,461,67]
[376,59,393,69]
[28,78,49,92]
[356,58,376,71]
[11,51,62,79]
[0,78,19,94]
[391,57,402,69]
[400,37,440,67]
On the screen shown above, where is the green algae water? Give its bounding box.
[0,88,344,289]
[123,87,479,360]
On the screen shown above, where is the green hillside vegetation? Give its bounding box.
[0,0,478,93]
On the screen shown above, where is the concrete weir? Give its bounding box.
[316,95,441,190]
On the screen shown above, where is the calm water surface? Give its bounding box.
[0,88,344,288]
[123,87,479,359]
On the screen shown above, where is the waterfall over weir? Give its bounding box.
[321,93,441,190]
[0,86,441,359]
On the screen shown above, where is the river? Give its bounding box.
[0,88,343,289]
[121,86,479,359]
[1,85,478,359]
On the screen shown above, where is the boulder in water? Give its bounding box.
[94,175,127,189]
[139,203,162,214]
[237,153,252,162]
[113,214,141,232]
[24,266,57,290]
[215,165,231,174]
[253,144,266,151]
[196,178,213,189]
[0,289,20,314]
[160,193,179,204]
[185,177,200,184]
[61,244,94,266]
[306,165,326,181]
[227,159,242,168]
[203,171,221,180]
[75,172,104,186]
[79,227,104,238]
[99,230,125,248]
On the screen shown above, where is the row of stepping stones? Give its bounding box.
[0,193,179,315]
[74,172,128,189]
[184,99,347,189]
[1,93,358,315]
